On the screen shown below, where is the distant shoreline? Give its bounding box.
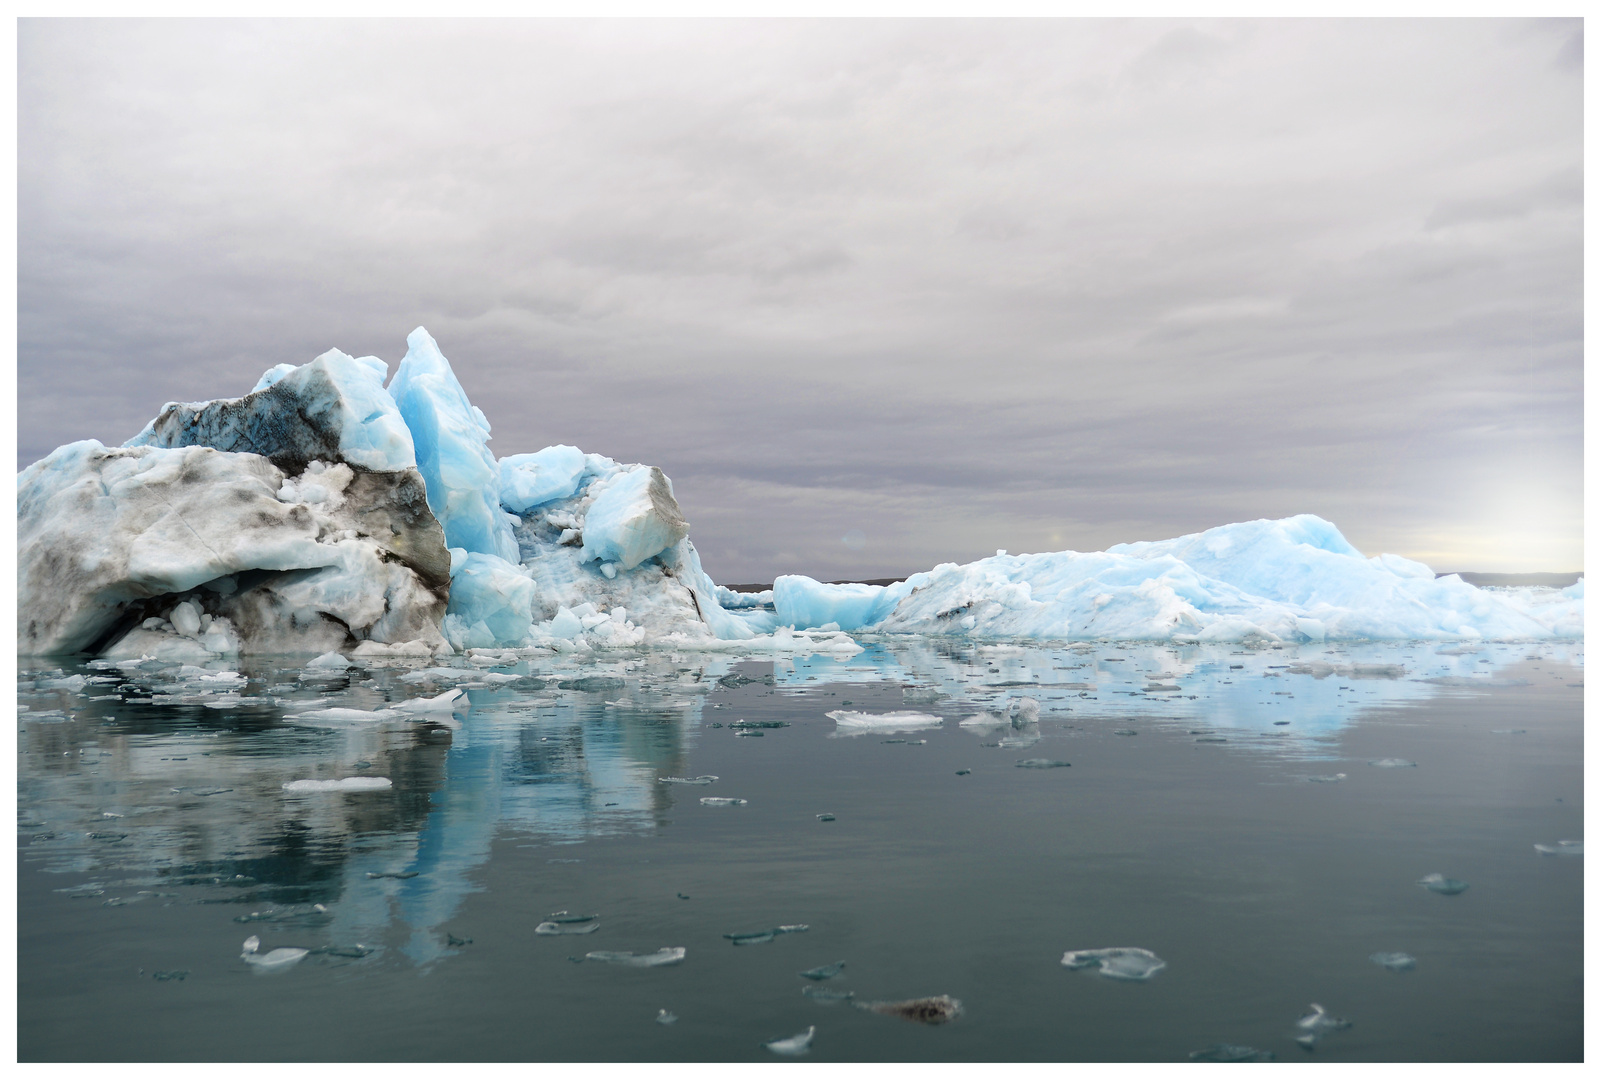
[722,571,1583,594]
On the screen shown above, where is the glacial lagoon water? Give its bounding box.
[17,638,1583,1061]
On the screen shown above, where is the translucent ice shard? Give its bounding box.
[1189,1044,1274,1062]
[579,465,690,570]
[1534,840,1583,856]
[1294,1002,1352,1049]
[240,935,309,973]
[535,920,600,935]
[1369,951,1416,971]
[826,710,943,736]
[700,797,747,807]
[584,947,686,967]
[764,1025,815,1056]
[856,995,963,1024]
[800,961,846,980]
[656,1009,678,1026]
[1061,947,1166,980]
[1417,873,1469,895]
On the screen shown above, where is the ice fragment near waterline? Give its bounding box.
[826,710,942,736]
[658,775,719,785]
[764,1026,815,1056]
[1189,1045,1275,1062]
[282,777,393,793]
[1061,947,1166,980]
[700,797,747,807]
[800,961,846,980]
[655,1009,678,1026]
[240,935,309,973]
[1418,873,1469,895]
[1294,1003,1352,1050]
[1534,840,1583,856]
[1369,952,1416,971]
[584,947,686,967]
[536,921,600,935]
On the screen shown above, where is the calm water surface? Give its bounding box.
[17,639,1583,1061]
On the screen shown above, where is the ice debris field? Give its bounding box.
[17,327,1583,661]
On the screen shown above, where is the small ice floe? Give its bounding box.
[544,911,597,923]
[803,986,855,1004]
[391,688,465,714]
[1189,1044,1274,1062]
[283,707,401,725]
[1113,729,1138,737]
[659,775,719,785]
[700,797,747,807]
[955,768,972,775]
[240,935,309,973]
[1535,840,1583,857]
[1015,759,1071,769]
[656,1009,678,1026]
[816,813,836,822]
[726,925,808,945]
[1369,758,1416,768]
[1306,773,1347,783]
[282,777,393,793]
[584,947,686,967]
[1369,951,1416,971]
[1294,1002,1352,1049]
[764,1025,815,1056]
[536,920,600,935]
[1417,873,1469,895]
[827,710,942,737]
[800,960,846,980]
[855,995,963,1024]
[1061,947,1166,980]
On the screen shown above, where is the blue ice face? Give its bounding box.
[386,327,519,563]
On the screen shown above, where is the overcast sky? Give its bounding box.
[18,18,1583,580]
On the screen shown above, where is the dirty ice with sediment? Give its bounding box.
[16,327,1582,661]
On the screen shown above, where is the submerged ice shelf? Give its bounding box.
[17,327,1583,660]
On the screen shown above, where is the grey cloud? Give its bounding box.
[18,18,1582,579]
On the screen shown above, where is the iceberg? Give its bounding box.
[17,326,1583,659]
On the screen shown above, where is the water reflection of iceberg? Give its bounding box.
[773,637,1583,750]
[17,653,729,967]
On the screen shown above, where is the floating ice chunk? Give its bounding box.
[544,911,597,923]
[803,986,855,1004]
[1369,758,1416,768]
[1061,947,1165,980]
[1016,759,1071,769]
[726,930,775,945]
[1534,840,1583,856]
[580,466,690,570]
[1369,951,1416,971]
[584,947,686,967]
[826,710,942,736]
[547,606,584,640]
[536,920,600,935]
[800,961,846,980]
[170,601,203,636]
[763,1026,815,1056]
[498,444,588,513]
[1294,1003,1352,1049]
[306,651,352,670]
[656,1009,678,1026]
[1306,774,1347,783]
[386,327,519,562]
[856,995,963,1024]
[282,777,393,793]
[775,576,906,632]
[240,935,309,973]
[1189,1045,1274,1062]
[700,797,747,807]
[659,775,719,785]
[1417,873,1469,895]
[283,707,402,725]
[391,688,466,714]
